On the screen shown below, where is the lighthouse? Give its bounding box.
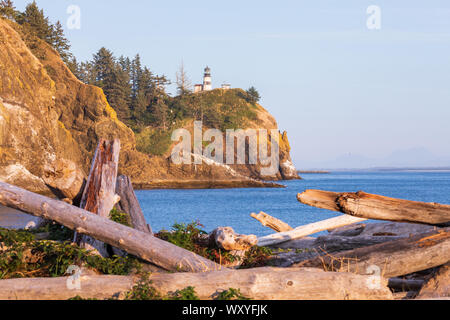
[203,66,212,91]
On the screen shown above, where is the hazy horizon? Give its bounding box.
[11,0,450,169]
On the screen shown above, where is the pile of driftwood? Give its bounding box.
[0,139,448,300]
[251,190,449,300]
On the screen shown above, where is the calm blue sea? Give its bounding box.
[136,171,450,237]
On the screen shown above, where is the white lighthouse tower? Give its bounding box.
[203,66,212,91]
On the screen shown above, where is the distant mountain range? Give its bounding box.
[298,147,450,171]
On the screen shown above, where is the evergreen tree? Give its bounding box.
[66,56,81,78]
[71,48,171,128]
[105,63,132,120]
[131,54,143,98]
[10,2,74,71]
[50,21,72,63]
[130,55,150,122]
[19,1,53,43]
[246,86,261,104]
[118,56,132,80]
[91,48,132,120]
[92,47,115,87]
[77,61,96,84]
[0,0,16,19]
[150,100,169,130]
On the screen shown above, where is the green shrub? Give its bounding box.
[109,208,132,227]
[238,246,273,269]
[0,228,141,279]
[216,288,251,300]
[125,275,162,300]
[125,275,199,300]
[136,128,172,156]
[169,286,199,300]
[32,222,74,241]
[157,222,206,252]
[0,228,35,246]
[156,222,239,265]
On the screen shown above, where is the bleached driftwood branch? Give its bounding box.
[251,212,293,232]
[298,190,450,226]
[258,215,366,247]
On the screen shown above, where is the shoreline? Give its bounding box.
[133,179,286,190]
[298,171,330,174]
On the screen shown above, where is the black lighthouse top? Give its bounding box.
[204,66,211,76]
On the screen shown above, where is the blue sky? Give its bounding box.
[12,0,450,168]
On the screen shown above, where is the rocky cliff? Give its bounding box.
[0,17,298,198]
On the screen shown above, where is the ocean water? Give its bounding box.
[136,171,450,237]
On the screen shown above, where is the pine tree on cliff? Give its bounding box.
[0,0,16,19]
[130,55,151,123]
[150,75,171,129]
[106,64,132,121]
[78,61,97,85]
[17,1,53,43]
[93,47,115,87]
[129,55,171,126]
[151,100,169,130]
[66,56,81,79]
[131,54,143,97]
[50,21,72,64]
[92,47,132,121]
[246,86,261,104]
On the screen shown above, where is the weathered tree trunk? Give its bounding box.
[258,215,367,247]
[251,212,293,232]
[296,228,450,278]
[298,190,450,226]
[73,139,121,257]
[313,235,404,253]
[0,268,394,300]
[0,182,222,273]
[116,175,152,234]
[416,262,450,299]
[0,275,135,300]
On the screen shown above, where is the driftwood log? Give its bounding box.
[116,175,152,234]
[329,222,434,238]
[298,190,450,226]
[210,227,257,251]
[74,139,121,256]
[251,212,293,232]
[258,215,367,247]
[388,278,424,292]
[417,262,450,299]
[313,235,404,253]
[0,181,222,273]
[0,268,393,300]
[296,228,450,278]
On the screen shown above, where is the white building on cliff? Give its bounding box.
[194,66,231,93]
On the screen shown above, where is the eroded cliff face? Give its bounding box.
[0,18,298,197]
